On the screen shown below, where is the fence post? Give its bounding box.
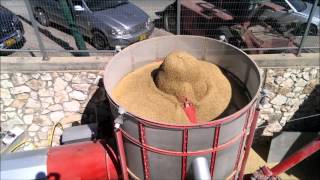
[24,0,48,60]
[59,0,89,56]
[177,0,181,35]
[296,0,319,56]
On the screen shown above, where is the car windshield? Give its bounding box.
[85,0,128,11]
[288,0,307,12]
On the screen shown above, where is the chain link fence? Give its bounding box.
[0,0,319,59]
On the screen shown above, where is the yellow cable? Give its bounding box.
[10,122,65,151]
[10,122,64,152]
[48,122,64,147]
[10,141,37,152]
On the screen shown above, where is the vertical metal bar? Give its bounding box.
[232,107,252,180]
[210,126,220,177]
[115,130,129,180]
[139,124,150,180]
[24,0,48,60]
[59,0,88,56]
[238,108,260,180]
[181,129,188,180]
[177,0,181,35]
[296,0,319,56]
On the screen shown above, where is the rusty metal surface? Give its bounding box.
[238,24,295,54]
[104,36,262,179]
[181,0,233,20]
[260,2,286,12]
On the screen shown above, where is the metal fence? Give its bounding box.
[0,0,319,60]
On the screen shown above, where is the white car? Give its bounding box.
[259,0,320,35]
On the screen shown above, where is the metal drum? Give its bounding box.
[104,36,262,180]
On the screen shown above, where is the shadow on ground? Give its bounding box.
[17,15,96,56]
[252,84,320,179]
[80,79,114,139]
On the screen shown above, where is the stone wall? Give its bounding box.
[1,71,104,149]
[0,67,319,150]
[258,67,319,136]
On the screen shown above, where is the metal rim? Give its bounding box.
[92,32,108,50]
[36,10,48,26]
[104,35,262,129]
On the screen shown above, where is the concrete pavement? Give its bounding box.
[1,0,173,57]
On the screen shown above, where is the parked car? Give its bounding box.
[157,0,296,54]
[258,0,320,35]
[0,6,25,50]
[158,0,257,35]
[29,0,154,49]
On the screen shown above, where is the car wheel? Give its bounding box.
[295,24,317,36]
[35,8,49,26]
[164,12,177,34]
[92,31,109,50]
[215,26,241,47]
[216,26,233,41]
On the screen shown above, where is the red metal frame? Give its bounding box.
[113,103,259,180]
[115,130,129,180]
[181,129,189,180]
[250,136,320,180]
[239,108,260,180]
[120,128,245,179]
[139,124,151,180]
[270,136,320,176]
[116,106,258,179]
[120,128,244,157]
[210,126,220,177]
[232,106,253,179]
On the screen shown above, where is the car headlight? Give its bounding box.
[146,18,152,28]
[111,28,129,36]
[12,15,19,23]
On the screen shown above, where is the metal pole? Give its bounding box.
[24,0,48,60]
[192,157,211,180]
[177,0,181,35]
[58,0,89,56]
[270,136,320,176]
[239,108,260,180]
[296,0,319,56]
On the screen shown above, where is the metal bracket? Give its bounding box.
[114,107,126,130]
[251,166,280,180]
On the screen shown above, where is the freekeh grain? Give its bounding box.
[112,51,232,124]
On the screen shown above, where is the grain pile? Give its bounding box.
[112,51,232,124]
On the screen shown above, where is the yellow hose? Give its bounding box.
[10,122,64,152]
[48,122,64,147]
[10,141,37,152]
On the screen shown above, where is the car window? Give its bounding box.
[303,0,320,6]
[288,0,308,11]
[84,0,128,12]
[271,0,291,9]
[72,0,84,6]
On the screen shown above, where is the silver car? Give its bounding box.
[259,0,320,35]
[30,0,154,49]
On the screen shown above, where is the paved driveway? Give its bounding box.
[1,0,174,57]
